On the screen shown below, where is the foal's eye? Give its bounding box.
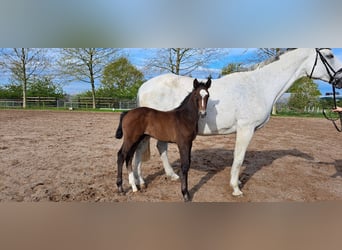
[326,54,334,59]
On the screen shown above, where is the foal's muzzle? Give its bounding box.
[199,110,207,118]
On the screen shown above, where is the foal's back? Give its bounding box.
[122,107,180,143]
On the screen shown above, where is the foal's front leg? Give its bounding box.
[178,142,192,202]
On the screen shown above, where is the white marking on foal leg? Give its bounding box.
[128,172,138,192]
[157,141,179,180]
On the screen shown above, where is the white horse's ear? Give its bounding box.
[193,78,199,89]
[206,78,212,88]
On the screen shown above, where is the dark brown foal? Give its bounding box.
[115,78,211,201]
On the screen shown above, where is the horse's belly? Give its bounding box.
[198,117,237,135]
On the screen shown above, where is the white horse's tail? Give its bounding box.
[142,139,151,162]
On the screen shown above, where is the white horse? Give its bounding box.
[133,48,342,197]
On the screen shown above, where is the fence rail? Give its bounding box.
[0,97,137,110]
[64,100,136,110]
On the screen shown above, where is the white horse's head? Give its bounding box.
[306,48,342,87]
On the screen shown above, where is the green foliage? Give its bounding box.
[0,83,21,98]
[27,77,64,98]
[99,57,144,99]
[287,77,321,110]
[0,77,64,98]
[319,96,342,109]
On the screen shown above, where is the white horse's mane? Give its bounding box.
[235,48,297,73]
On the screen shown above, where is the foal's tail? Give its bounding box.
[115,111,128,139]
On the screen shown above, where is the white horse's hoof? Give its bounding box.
[169,173,180,181]
[232,190,243,196]
[132,186,138,192]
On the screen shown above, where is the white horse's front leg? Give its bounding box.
[230,126,254,196]
[157,141,179,180]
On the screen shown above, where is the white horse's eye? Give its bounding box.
[326,53,334,59]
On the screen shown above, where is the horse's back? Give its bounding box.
[138,74,194,110]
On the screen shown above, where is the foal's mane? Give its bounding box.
[174,92,192,111]
[174,83,207,111]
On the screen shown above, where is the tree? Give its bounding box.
[221,63,246,76]
[99,57,144,99]
[256,48,281,60]
[0,48,49,108]
[0,83,22,99]
[287,77,321,110]
[0,76,64,99]
[146,48,228,76]
[58,48,119,108]
[27,76,64,98]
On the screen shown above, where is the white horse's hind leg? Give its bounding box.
[230,126,255,196]
[133,138,149,188]
[128,172,138,192]
[157,141,179,180]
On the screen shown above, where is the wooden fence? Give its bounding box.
[0,97,137,110]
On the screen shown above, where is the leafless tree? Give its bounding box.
[0,48,50,108]
[146,48,229,76]
[58,48,119,109]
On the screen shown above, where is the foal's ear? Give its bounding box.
[193,78,200,89]
[206,78,212,89]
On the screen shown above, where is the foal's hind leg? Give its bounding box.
[157,141,179,180]
[117,142,138,193]
[127,135,147,192]
[126,147,139,192]
[117,147,125,193]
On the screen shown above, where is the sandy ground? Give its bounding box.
[0,109,341,202]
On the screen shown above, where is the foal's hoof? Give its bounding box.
[117,186,125,195]
[138,183,147,190]
[183,192,191,202]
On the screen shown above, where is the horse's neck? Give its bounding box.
[177,93,199,121]
[255,49,310,104]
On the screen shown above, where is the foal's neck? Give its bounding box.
[176,91,200,121]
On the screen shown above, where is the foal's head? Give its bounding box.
[193,78,211,117]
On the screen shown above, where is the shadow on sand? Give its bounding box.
[143,148,314,198]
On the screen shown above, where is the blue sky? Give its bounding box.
[1,48,341,95]
[63,48,342,96]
